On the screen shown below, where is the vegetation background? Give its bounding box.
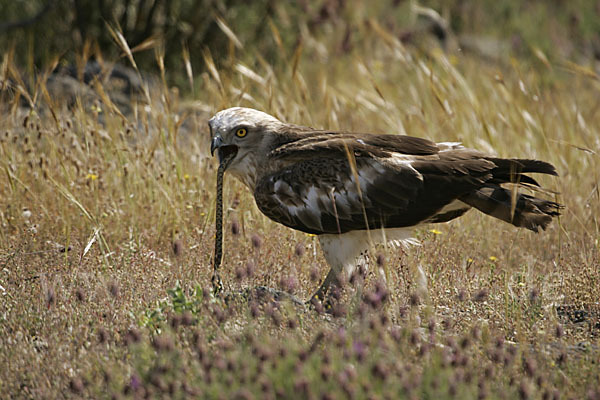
[1,0,599,398]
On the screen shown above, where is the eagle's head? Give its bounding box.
[209,107,283,189]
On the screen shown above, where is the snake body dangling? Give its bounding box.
[212,153,235,295]
[211,151,304,307]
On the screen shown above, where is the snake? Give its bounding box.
[210,151,304,306]
[211,152,236,295]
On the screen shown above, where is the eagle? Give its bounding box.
[209,107,562,304]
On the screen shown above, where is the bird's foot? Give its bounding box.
[211,273,224,296]
[307,284,343,314]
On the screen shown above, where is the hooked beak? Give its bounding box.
[211,134,223,156]
[210,134,238,167]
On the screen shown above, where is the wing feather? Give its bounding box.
[270,131,439,160]
[253,131,557,235]
[254,153,482,235]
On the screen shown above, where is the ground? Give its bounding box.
[1,18,599,399]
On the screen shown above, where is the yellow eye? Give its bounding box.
[235,128,247,138]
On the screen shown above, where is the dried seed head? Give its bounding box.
[443,317,453,331]
[152,335,174,352]
[473,289,488,302]
[46,287,55,308]
[409,330,420,346]
[97,327,109,344]
[380,313,389,326]
[102,369,111,384]
[231,219,240,236]
[491,351,502,363]
[398,305,409,319]
[484,365,494,379]
[528,288,539,303]
[523,357,537,377]
[287,318,297,329]
[212,305,226,323]
[427,318,436,333]
[448,382,457,397]
[69,377,84,394]
[279,274,298,294]
[535,375,544,389]
[259,376,273,394]
[251,234,262,249]
[495,336,505,349]
[108,281,120,298]
[477,385,488,400]
[294,242,305,257]
[471,325,482,341]
[293,378,309,394]
[518,380,532,400]
[331,303,347,318]
[320,366,332,382]
[125,328,141,345]
[554,324,564,339]
[270,309,282,326]
[409,292,420,307]
[460,336,471,349]
[349,269,359,285]
[357,264,367,278]
[249,302,260,318]
[245,261,255,277]
[418,342,430,357]
[464,369,473,383]
[172,239,183,257]
[235,265,246,281]
[309,265,320,282]
[75,287,86,302]
[371,361,389,380]
[374,280,389,302]
[390,326,402,341]
[169,313,182,329]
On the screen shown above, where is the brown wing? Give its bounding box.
[253,150,495,235]
[255,129,561,234]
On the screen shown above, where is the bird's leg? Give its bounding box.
[308,267,345,312]
[211,272,224,295]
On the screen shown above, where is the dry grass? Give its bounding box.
[1,19,599,399]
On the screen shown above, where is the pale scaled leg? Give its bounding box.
[308,251,369,304]
[308,233,368,308]
[308,229,416,308]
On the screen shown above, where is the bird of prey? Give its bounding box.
[209,107,561,303]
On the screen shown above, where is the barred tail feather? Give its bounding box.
[486,158,559,187]
[460,185,562,232]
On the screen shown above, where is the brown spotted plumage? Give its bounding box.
[209,107,562,303]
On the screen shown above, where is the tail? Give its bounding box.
[459,158,563,232]
[486,158,558,186]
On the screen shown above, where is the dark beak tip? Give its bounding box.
[211,135,223,156]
